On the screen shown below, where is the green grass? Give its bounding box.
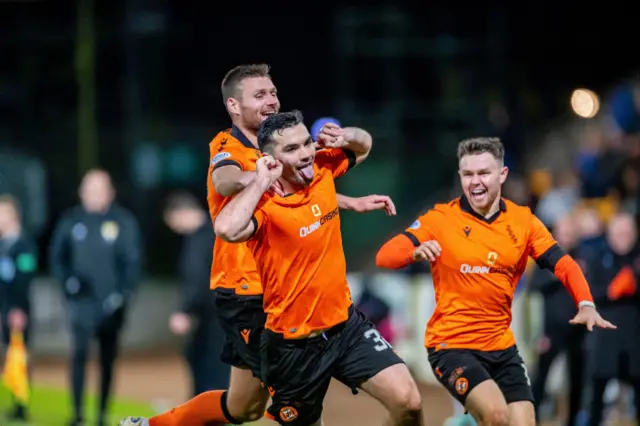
[0,384,266,426]
[0,384,156,425]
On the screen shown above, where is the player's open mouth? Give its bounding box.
[261,111,276,119]
[470,188,487,201]
[297,163,314,181]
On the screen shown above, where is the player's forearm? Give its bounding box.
[553,255,595,307]
[336,194,356,210]
[343,127,372,163]
[376,234,416,269]
[212,168,256,197]
[214,178,268,242]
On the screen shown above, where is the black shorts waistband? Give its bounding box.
[265,304,355,345]
[213,287,264,302]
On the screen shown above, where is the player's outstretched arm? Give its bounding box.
[316,123,372,166]
[529,214,616,331]
[337,194,396,215]
[376,234,441,269]
[211,165,256,197]
[376,211,443,269]
[214,156,282,243]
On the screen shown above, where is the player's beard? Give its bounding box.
[468,186,499,213]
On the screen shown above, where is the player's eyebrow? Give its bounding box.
[462,168,491,174]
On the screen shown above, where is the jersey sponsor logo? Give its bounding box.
[211,151,231,165]
[459,263,516,275]
[299,207,339,238]
[409,219,421,229]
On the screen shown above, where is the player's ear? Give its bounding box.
[226,97,240,115]
[499,166,509,184]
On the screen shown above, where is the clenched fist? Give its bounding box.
[413,240,442,262]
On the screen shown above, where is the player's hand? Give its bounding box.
[256,154,283,190]
[569,306,617,331]
[413,240,442,262]
[8,309,27,332]
[315,122,349,149]
[350,195,396,216]
[169,312,192,335]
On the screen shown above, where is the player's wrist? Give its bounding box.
[254,175,273,193]
[578,300,596,310]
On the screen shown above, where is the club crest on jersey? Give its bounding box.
[211,152,231,165]
[409,219,420,230]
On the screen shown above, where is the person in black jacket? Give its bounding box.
[49,169,142,426]
[0,194,37,421]
[584,212,640,426]
[163,191,230,396]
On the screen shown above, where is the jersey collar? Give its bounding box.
[459,195,507,224]
[231,125,257,149]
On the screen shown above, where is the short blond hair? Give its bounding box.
[457,137,504,164]
[221,64,271,104]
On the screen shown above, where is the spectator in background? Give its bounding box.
[574,207,607,253]
[614,158,639,215]
[502,173,532,207]
[0,194,38,421]
[530,215,586,426]
[579,124,627,200]
[49,169,142,426]
[163,191,230,396]
[535,169,579,227]
[584,213,640,426]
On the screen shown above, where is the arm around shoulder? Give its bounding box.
[211,164,256,197]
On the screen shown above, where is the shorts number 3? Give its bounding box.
[364,329,392,352]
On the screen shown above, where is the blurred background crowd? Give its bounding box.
[1,1,640,425]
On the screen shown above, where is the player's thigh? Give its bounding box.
[490,346,534,406]
[427,348,492,407]
[333,309,418,411]
[507,401,535,426]
[464,380,510,425]
[261,330,333,425]
[214,289,265,378]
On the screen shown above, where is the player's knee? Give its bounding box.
[225,387,269,422]
[228,398,266,422]
[391,379,423,419]
[478,406,509,426]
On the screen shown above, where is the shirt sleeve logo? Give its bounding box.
[211,152,231,165]
[409,219,421,230]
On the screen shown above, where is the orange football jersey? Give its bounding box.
[207,126,263,295]
[248,148,356,338]
[404,197,556,351]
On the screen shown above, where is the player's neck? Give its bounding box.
[232,121,259,149]
[277,178,306,196]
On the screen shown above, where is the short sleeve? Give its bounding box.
[314,148,356,179]
[527,213,558,260]
[402,209,444,247]
[249,196,272,239]
[210,139,256,172]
